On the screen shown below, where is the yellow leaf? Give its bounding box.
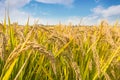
[2,58,18,80]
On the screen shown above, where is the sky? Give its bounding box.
[0,0,120,25]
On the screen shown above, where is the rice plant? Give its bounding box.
[0,16,120,80]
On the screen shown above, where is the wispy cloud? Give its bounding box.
[78,5,120,25]
[0,0,119,25]
[65,16,81,25]
[94,0,100,3]
[35,0,74,5]
[4,0,31,8]
[92,5,120,17]
[65,16,99,25]
[0,0,37,25]
[66,5,120,25]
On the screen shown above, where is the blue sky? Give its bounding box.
[0,0,120,25]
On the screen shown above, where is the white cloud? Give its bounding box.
[5,0,31,8]
[65,15,101,25]
[94,0,100,3]
[65,16,81,25]
[35,0,74,5]
[0,8,38,25]
[0,0,38,25]
[65,5,120,25]
[9,9,36,25]
[87,5,120,25]
[40,5,120,25]
[92,5,120,17]
[0,0,69,25]
[82,15,99,25]
[0,0,119,25]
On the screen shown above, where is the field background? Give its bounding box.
[0,19,120,80]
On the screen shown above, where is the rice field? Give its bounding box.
[0,18,120,80]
